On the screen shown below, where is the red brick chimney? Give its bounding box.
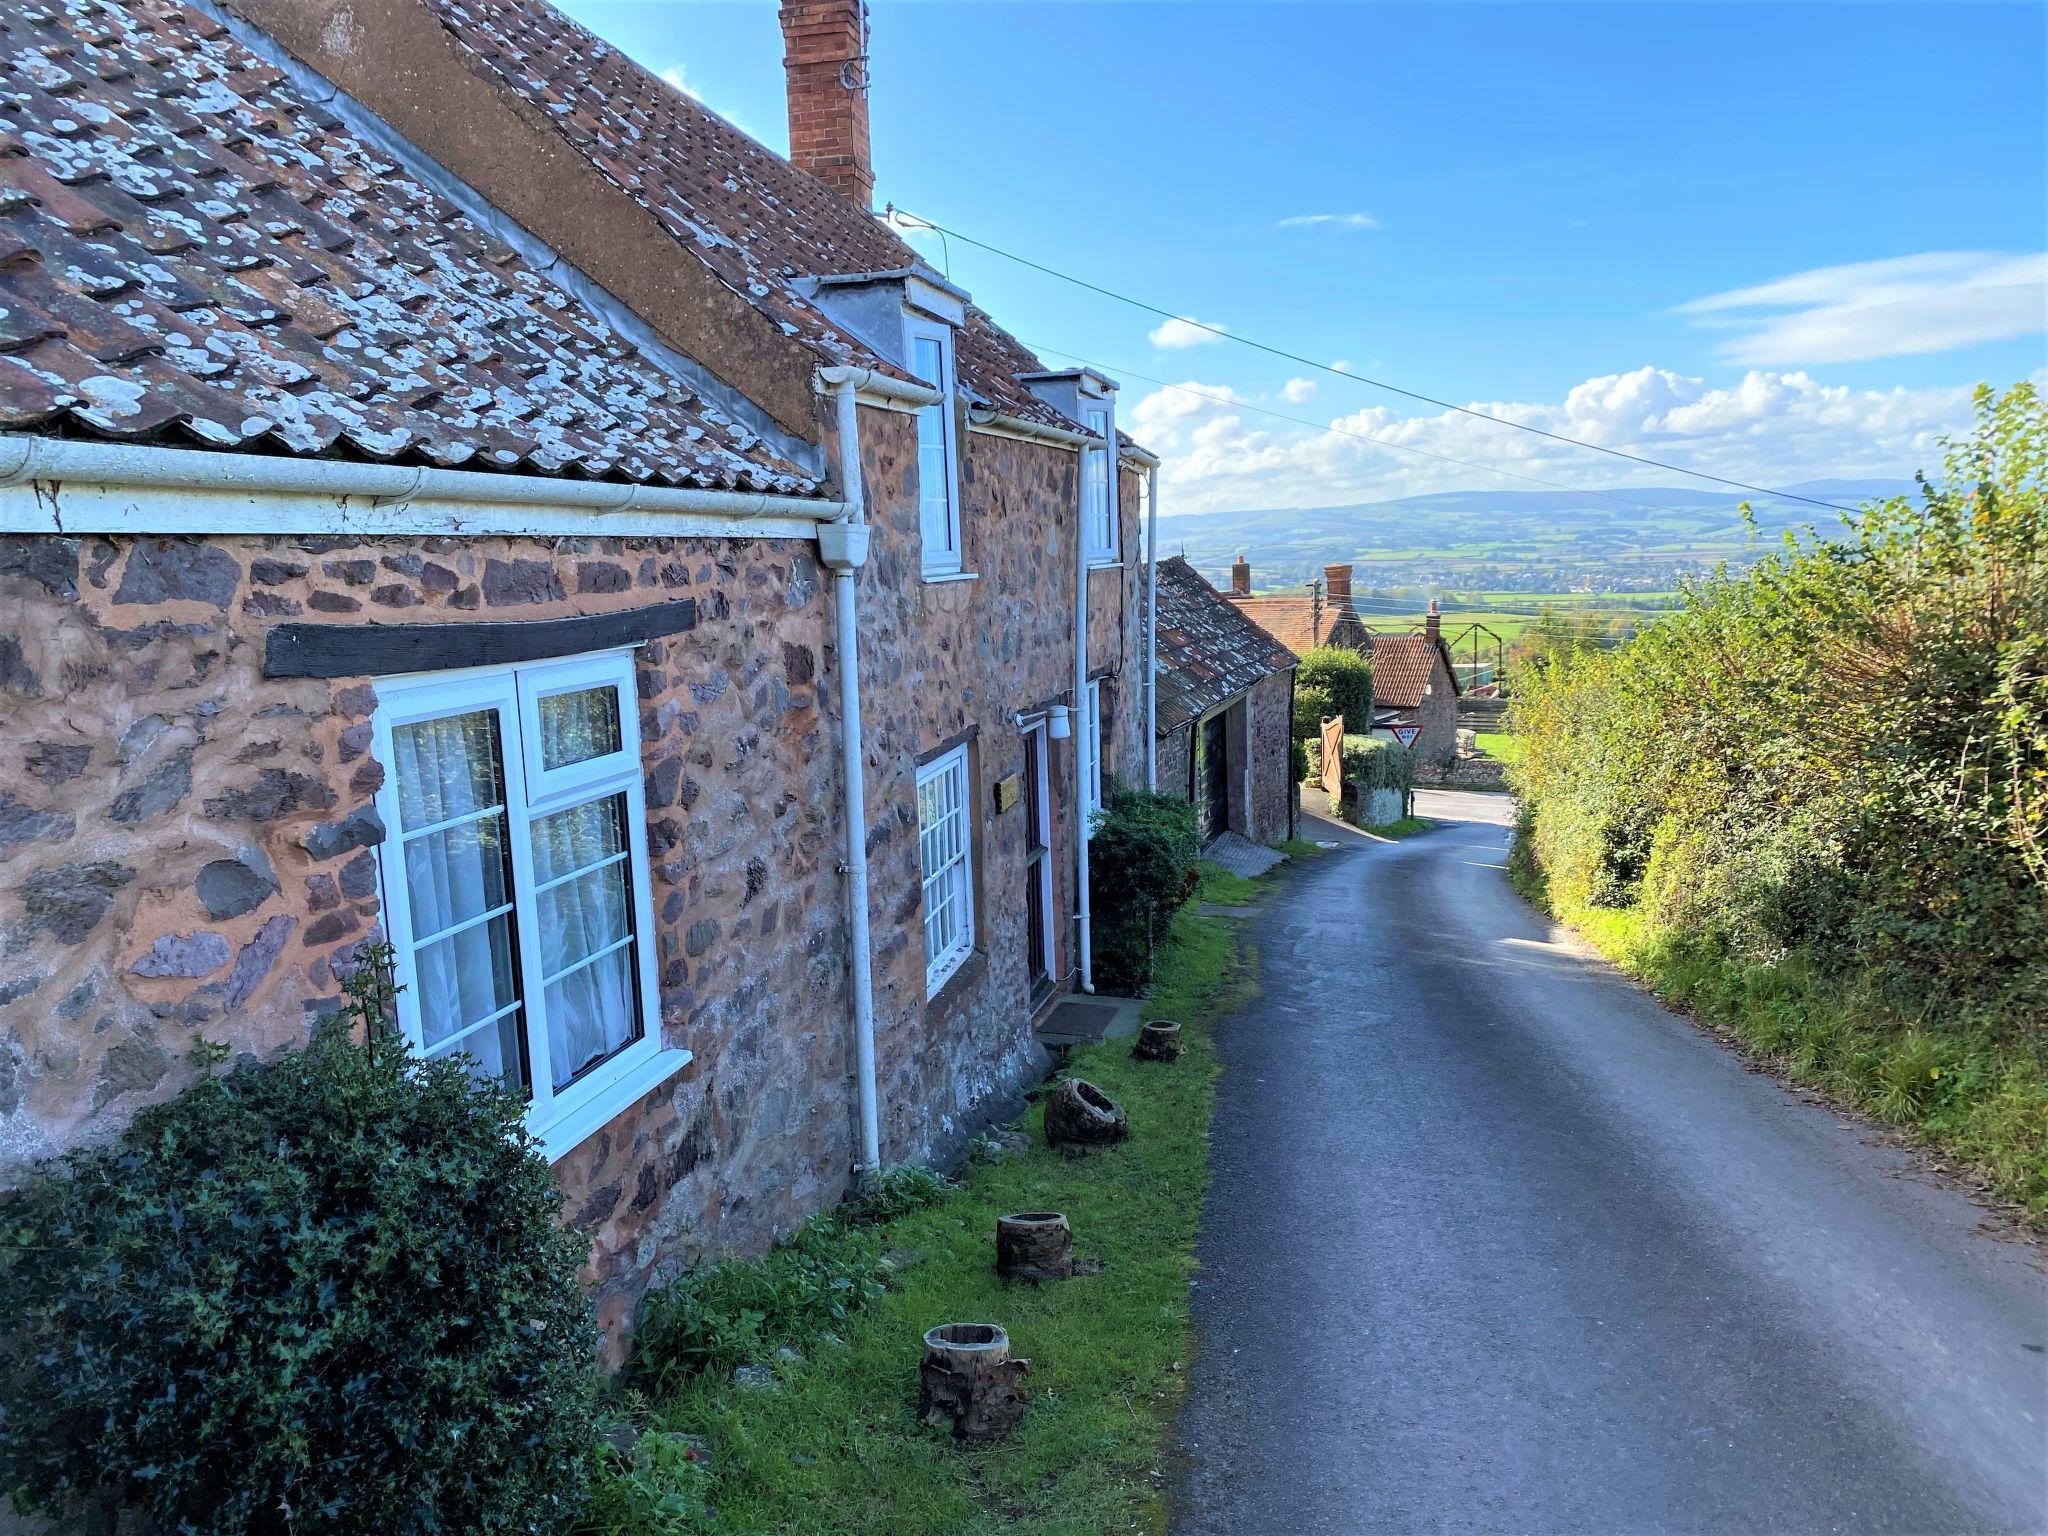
[1426,598,1441,641]
[1322,563,1353,613]
[778,0,874,206]
[1231,555,1251,597]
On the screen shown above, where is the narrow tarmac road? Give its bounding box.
[1173,791,2048,1536]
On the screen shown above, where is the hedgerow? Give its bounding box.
[1293,645,1374,739]
[1510,383,2048,1212]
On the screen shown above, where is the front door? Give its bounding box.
[1199,711,1230,838]
[1022,722,1054,1004]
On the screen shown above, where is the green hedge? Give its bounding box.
[0,951,601,1533]
[1510,383,2048,1212]
[1340,734,1415,795]
[1088,787,1203,993]
[1294,646,1373,739]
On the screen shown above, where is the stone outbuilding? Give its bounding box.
[0,0,1156,1358]
[1368,605,1463,767]
[1152,558,1298,845]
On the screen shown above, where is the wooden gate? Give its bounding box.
[1320,713,1345,801]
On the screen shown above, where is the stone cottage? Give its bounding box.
[1224,559,1460,765]
[1367,604,1462,767]
[1152,557,1296,844]
[0,0,1155,1354]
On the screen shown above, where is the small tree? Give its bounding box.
[1294,646,1373,738]
[1088,788,1203,993]
[0,946,601,1534]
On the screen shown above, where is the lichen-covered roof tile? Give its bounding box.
[0,0,824,496]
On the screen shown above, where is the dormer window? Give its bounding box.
[908,321,962,577]
[1083,406,1117,564]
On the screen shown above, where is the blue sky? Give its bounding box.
[559,1,2048,514]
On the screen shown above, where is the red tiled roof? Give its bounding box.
[0,0,821,493]
[1368,632,1460,709]
[1153,557,1297,734]
[417,0,1086,437]
[1223,592,1369,655]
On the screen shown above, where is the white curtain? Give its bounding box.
[530,793,639,1087]
[394,712,523,1088]
[536,685,619,771]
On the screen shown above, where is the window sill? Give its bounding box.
[538,1046,692,1164]
[921,570,981,585]
[1086,558,1123,571]
[924,949,988,1015]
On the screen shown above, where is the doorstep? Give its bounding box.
[1035,992,1144,1049]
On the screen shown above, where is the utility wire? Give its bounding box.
[1023,340,1694,516]
[888,206,1860,517]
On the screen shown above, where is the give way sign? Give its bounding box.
[1391,724,1422,748]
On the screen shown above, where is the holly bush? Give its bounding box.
[0,953,601,1534]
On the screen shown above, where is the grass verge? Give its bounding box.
[1508,835,2048,1223]
[1361,817,1432,839]
[586,863,1263,1534]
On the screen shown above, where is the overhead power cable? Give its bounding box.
[1023,341,1692,516]
[887,206,1860,517]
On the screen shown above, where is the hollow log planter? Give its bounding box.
[1132,1020,1183,1062]
[1043,1077,1128,1148]
[996,1211,1074,1283]
[918,1323,1029,1443]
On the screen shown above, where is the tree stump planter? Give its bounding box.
[917,1323,1029,1443]
[1043,1078,1128,1148]
[1132,1020,1183,1062]
[996,1212,1074,1283]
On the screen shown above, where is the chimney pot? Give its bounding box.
[1426,599,1441,641]
[778,0,873,206]
[1321,563,1353,612]
[1230,555,1251,597]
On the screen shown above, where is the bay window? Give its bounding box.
[372,649,678,1160]
[917,744,975,995]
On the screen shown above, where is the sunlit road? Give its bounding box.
[1173,791,2048,1535]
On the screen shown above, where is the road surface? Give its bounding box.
[1173,790,2048,1535]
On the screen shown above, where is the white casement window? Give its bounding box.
[910,322,963,577]
[1082,406,1117,563]
[371,650,677,1161]
[916,744,975,995]
[1082,679,1105,833]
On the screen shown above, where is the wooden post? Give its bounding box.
[918,1323,1029,1442]
[1132,1020,1183,1062]
[1043,1078,1128,1148]
[996,1212,1074,1283]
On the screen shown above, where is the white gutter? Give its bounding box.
[967,406,1090,452]
[1144,463,1160,791]
[0,434,847,538]
[816,376,884,1177]
[817,365,942,416]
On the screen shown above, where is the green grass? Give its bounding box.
[589,862,1268,1534]
[1509,845,2048,1223]
[1361,817,1431,838]
[1475,734,1526,765]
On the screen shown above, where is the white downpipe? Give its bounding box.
[0,433,847,531]
[821,379,883,1176]
[1074,427,1095,994]
[1144,463,1160,791]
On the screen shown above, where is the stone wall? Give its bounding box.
[0,527,854,1356]
[1245,669,1297,844]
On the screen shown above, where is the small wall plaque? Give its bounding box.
[993,775,1022,813]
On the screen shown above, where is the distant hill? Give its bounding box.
[1152,480,1916,594]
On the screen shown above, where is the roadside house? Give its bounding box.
[1221,556,1371,653]
[0,0,1154,1355]
[1367,604,1462,766]
[1152,557,1297,843]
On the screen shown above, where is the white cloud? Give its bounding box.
[1280,377,1318,404]
[1148,316,1227,350]
[659,65,696,98]
[1130,365,1986,516]
[1675,251,2048,366]
[1330,359,1354,374]
[1276,213,1383,232]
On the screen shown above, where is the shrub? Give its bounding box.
[1087,787,1204,993]
[630,1217,887,1395]
[1340,733,1415,795]
[1294,646,1373,737]
[0,948,600,1535]
[848,1163,951,1223]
